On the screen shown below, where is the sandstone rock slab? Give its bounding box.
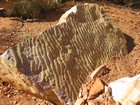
[0,3,127,104]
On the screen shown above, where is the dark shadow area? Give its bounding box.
[10,9,64,22]
[124,33,135,53]
[107,0,125,5]
[39,9,65,22]
[0,8,6,17]
[107,0,140,9]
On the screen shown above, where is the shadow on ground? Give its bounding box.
[124,33,135,53]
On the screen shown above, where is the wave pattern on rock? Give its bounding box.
[0,4,127,105]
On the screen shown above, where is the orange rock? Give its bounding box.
[75,98,85,105]
[88,78,104,100]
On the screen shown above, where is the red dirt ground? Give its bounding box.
[0,0,140,105]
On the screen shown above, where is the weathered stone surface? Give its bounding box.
[0,3,127,104]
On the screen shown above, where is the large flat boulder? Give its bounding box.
[0,3,127,105]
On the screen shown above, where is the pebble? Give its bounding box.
[87,100,96,105]
[14,101,18,104]
[7,94,11,98]
[14,90,19,93]
[136,12,140,15]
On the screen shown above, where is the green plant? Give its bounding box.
[11,0,40,19]
[11,0,57,19]
[10,0,76,19]
[124,0,140,8]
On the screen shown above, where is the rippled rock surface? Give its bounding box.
[0,4,127,105]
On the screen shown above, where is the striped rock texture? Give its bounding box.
[0,4,127,105]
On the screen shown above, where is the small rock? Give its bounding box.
[108,97,116,105]
[2,81,8,86]
[88,78,104,99]
[31,96,36,100]
[3,87,8,91]
[116,101,121,105]
[75,98,85,105]
[104,86,111,97]
[87,100,96,105]
[78,88,83,98]
[14,101,18,104]
[14,90,19,93]
[137,12,140,15]
[7,94,11,98]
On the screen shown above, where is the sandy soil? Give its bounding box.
[0,0,140,104]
